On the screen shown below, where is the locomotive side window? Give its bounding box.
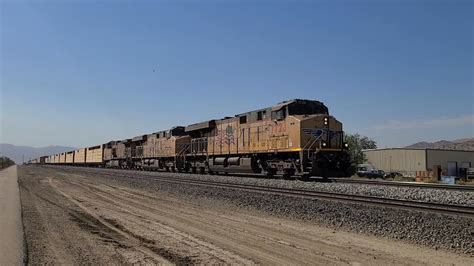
[239,115,247,124]
[257,110,266,121]
[271,108,286,120]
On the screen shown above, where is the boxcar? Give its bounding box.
[66,151,75,164]
[74,148,86,164]
[59,153,66,164]
[85,145,103,165]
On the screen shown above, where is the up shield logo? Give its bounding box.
[302,128,324,138]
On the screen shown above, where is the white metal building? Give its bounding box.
[363,148,474,177]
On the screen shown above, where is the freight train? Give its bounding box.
[29,99,352,179]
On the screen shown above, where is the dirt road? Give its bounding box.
[18,166,472,265]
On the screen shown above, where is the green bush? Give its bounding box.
[344,133,377,165]
[0,156,15,169]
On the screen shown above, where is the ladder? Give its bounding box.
[175,143,191,169]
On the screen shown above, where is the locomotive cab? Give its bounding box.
[299,114,351,177]
[271,99,351,177]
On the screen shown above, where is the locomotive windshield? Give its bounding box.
[287,101,328,116]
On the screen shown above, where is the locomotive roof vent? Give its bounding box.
[185,120,216,133]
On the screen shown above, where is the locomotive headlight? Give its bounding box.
[324,117,329,125]
[344,143,349,148]
[322,141,327,147]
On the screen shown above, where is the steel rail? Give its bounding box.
[43,164,474,191]
[329,178,474,192]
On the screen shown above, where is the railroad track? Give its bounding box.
[329,178,474,192]
[41,164,474,192]
[57,166,474,218]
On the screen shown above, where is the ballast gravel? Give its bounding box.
[188,174,474,207]
[56,166,474,255]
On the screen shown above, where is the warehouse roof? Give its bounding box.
[363,148,473,153]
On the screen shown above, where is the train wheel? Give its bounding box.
[265,169,276,179]
[199,167,206,174]
[282,169,294,180]
[320,166,329,181]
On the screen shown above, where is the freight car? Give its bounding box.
[59,152,66,164]
[74,148,86,164]
[86,145,103,165]
[35,99,352,178]
[65,151,74,164]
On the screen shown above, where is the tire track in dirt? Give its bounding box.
[53,175,398,265]
[54,177,256,264]
[64,178,312,264]
[48,177,177,265]
[18,167,126,265]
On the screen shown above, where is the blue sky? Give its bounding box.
[1,0,473,148]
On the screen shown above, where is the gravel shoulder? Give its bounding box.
[19,166,473,265]
[0,166,24,265]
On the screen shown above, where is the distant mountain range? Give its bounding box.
[405,138,474,151]
[0,144,76,164]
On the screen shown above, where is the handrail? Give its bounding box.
[190,137,208,155]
